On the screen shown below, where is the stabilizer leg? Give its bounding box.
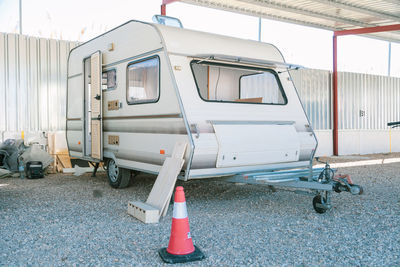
[92,162,100,177]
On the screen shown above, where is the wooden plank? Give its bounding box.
[90,51,102,160]
[56,158,64,172]
[146,157,184,211]
[172,141,187,159]
[234,97,263,103]
[128,142,187,221]
[47,133,56,155]
[91,120,101,159]
[161,189,173,217]
[148,142,187,216]
[90,51,101,118]
[56,149,69,155]
[57,155,72,168]
[161,144,186,215]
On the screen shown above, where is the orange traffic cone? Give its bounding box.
[159,186,205,264]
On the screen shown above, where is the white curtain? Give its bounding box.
[127,57,159,103]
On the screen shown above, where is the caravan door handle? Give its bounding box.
[94,94,101,100]
[91,115,102,121]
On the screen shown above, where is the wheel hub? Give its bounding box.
[108,160,119,183]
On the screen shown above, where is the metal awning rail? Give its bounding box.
[192,54,304,70]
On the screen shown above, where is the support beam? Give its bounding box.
[333,35,338,156]
[388,42,392,77]
[161,4,166,15]
[161,0,181,15]
[19,0,22,34]
[335,24,400,36]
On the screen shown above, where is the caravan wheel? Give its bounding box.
[106,159,131,189]
[312,195,328,214]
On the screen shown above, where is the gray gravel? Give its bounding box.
[1,161,400,266]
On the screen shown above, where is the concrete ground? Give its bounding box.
[315,152,400,164]
[1,155,399,266]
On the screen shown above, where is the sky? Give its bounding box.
[0,0,399,77]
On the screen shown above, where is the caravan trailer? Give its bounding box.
[66,18,362,213]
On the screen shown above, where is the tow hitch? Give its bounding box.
[312,158,363,213]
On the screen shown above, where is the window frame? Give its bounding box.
[126,55,161,105]
[190,60,288,106]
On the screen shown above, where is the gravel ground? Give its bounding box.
[1,160,400,266]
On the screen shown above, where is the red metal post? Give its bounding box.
[161,4,166,15]
[161,0,180,16]
[332,24,400,156]
[333,35,338,155]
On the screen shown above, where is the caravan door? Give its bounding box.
[83,51,103,161]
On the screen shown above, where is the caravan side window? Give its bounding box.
[102,69,117,91]
[126,56,160,104]
[190,61,287,105]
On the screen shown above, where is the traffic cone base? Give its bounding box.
[159,186,205,264]
[158,245,205,264]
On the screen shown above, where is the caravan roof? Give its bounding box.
[154,23,286,64]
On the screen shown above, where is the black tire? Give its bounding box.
[358,186,364,195]
[106,159,131,189]
[312,195,327,214]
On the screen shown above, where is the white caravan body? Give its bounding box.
[66,20,317,181]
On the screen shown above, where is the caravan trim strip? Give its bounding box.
[102,114,182,120]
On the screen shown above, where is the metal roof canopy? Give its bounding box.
[161,0,400,43]
[161,0,400,156]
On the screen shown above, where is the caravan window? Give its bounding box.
[102,69,116,91]
[191,61,287,105]
[126,56,160,104]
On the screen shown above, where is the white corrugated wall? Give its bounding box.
[338,72,400,130]
[291,69,400,131]
[291,68,400,155]
[0,33,78,137]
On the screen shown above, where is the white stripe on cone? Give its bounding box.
[173,202,188,219]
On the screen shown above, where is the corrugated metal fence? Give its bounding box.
[0,33,78,134]
[1,32,399,135]
[338,72,400,130]
[292,69,400,130]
